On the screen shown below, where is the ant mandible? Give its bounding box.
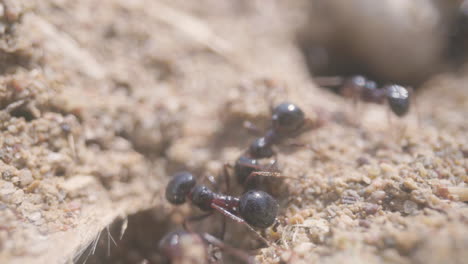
[165,171,279,245]
[158,229,255,264]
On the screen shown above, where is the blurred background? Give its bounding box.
[1,0,467,264]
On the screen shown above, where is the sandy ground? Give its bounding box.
[0,0,467,263]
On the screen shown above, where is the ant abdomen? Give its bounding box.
[166,172,196,205]
[239,190,279,228]
[384,84,410,117]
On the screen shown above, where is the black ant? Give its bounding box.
[229,102,315,189]
[317,75,412,117]
[245,102,306,159]
[158,229,255,264]
[165,171,279,245]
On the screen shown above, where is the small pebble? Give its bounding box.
[357,157,370,167]
[11,189,24,204]
[0,182,16,195]
[359,219,371,228]
[27,211,42,222]
[7,125,17,133]
[2,170,12,180]
[363,203,379,215]
[401,178,418,192]
[294,242,315,255]
[369,190,386,203]
[19,170,33,187]
[403,200,418,215]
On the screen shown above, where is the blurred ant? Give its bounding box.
[316,75,412,117]
[165,171,279,245]
[158,229,255,264]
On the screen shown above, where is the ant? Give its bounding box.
[158,229,255,264]
[165,171,279,245]
[245,102,307,159]
[317,75,412,117]
[230,102,315,188]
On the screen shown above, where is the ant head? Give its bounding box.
[271,102,305,136]
[166,172,196,205]
[158,230,205,263]
[239,190,278,228]
[234,156,259,185]
[248,137,274,159]
[190,185,214,211]
[385,84,410,117]
[158,230,189,252]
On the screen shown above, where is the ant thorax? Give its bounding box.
[189,185,215,211]
[211,194,241,214]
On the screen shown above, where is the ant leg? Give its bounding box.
[238,160,276,172]
[384,104,407,139]
[384,102,407,139]
[217,163,234,240]
[284,141,312,150]
[201,233,256,264]
[222,163,231,193]
[243,170,279,187]
[219,216,227,242]
[183,212,213,233]
[244,171,306,187]
[266,155,278,171]
[308,107,329,129]
[351,95,363,127]
[211,204,272,247]
[385,105,397,137]
[386,104,393,129]
[408,86,421,127]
